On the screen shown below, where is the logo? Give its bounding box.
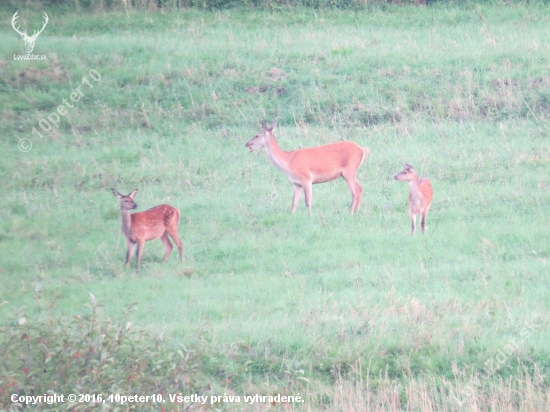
[12,10,48,60]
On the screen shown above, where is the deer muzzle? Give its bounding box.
[245,139,262,152]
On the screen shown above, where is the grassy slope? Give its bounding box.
[1,3,550,407]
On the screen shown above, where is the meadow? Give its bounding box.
[1,2,550,410]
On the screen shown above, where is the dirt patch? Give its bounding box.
[266,67,287,81]
[528,76,550,90]
[15,59,69,84]
[246,86,267,94]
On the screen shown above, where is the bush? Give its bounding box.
[0,295,205,411]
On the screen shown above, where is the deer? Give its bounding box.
[245,120,369,214]
[11,11,49,54]
[111,189,183,270]
[393,164,433,235]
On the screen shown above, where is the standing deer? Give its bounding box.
[111,189,183,270]
[394,164,433,235]
[11,11,49,54]
[245,121,368,214]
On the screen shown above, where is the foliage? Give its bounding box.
[0,296,204,410]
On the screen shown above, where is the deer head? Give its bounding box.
[394,164,418,182]
[111,188,139,211]
[245,120,278,152]
[12,11,49,54]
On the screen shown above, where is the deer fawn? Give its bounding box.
[111,189,183,270]
[394,164,433,235]
[245,121,369,214]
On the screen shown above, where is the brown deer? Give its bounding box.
[394,164,433,235]
[111,189,183,270]
[245,121,368,214]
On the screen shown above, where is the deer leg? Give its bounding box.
[292,184,302,213]
[421,208,430,234]
[166,228,184,262]
[303,182,313,215]
[354,180,364,213]
[420,213,426,234]
[410,210,417,236]
[135,239,145,270]
[343,174,359,214]
[125,239,136,267]
[160,232,173,262]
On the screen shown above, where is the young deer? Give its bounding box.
[394,165,433,235]
[111,189,183,270]
[245,121,368,214]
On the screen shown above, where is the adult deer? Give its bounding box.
[394,164,433,235]
[11,11,49,54]
[245,121,368,214]
[111,189,183,270]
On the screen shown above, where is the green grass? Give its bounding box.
[1,3,550,410]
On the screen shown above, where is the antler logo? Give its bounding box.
[12,11,49,54]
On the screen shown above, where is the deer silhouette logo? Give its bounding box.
[12,11,49,55]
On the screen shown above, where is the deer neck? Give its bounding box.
[120,208,133,237]
[264,135,291,174]
[408,178,424,204]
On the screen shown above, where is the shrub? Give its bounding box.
[0,295,205,411]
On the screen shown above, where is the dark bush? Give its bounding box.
[0,295,205,410]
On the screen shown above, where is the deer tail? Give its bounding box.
[362,147,370,164]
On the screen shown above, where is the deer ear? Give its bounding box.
[111,188,123,199]
[261,122,268,131]
[270,120,278,132]
[128,189,139,199]
[405,164,413,170]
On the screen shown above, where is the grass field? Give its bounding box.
[1,3,550,410]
